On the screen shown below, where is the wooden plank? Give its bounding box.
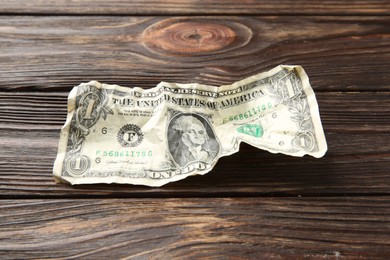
[1,0,389,15]
[0,92,389,197]
[0,197,389,258]
[0,16,389,91]
[2,154,389,198]
[1,92,389,131]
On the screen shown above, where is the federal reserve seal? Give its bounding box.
[117,124,144,147]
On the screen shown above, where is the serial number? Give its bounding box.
[222,101,273,124]
[96,150,153,157]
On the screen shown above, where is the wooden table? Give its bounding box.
[1,1,389,259]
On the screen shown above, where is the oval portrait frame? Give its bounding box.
[166,113,221,168]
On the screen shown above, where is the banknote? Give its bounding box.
[54,65,327,186]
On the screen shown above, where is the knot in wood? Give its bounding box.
[142,19,240,55]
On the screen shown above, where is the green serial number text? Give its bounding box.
[222,101,273,124]
[96,150,153,157]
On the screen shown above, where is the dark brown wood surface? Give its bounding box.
[1,0,390,15]
[0,16,389,91]
[1,92,389,197]
[1,197,389,259]
[0,1,389,259]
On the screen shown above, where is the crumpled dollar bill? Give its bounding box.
[54,65,327,186]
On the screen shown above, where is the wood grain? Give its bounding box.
[2,154,389,198]
[0,16,389,91]
[0,197,389,259]
[0,91,389,197]
[1,92,389,130]
[1,0,389,15]
[1,1,389,258]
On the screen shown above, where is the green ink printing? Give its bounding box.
[237,124,263,138]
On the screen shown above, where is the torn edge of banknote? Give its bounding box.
[53,65,327,186]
